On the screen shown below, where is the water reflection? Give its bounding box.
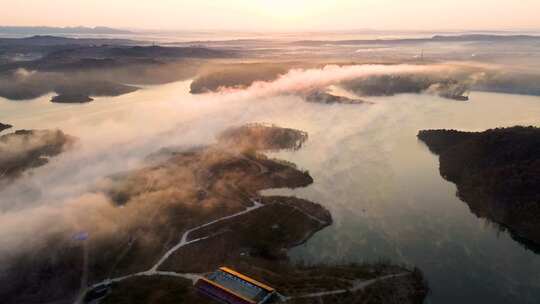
[2,84,540,303]
[262,92,540,304]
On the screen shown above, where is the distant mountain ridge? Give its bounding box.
[0,26,132,35]
[0,35,141,46]
[292,34,540,46]
[431,34,540,41]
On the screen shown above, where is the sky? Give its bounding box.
[1,0,540,31]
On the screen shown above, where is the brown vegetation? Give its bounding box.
[217,123,308,152]
[304,90,368,105]
[190,63,293,94]
[97,124,427,303]
[0,124,428,304]
[102,276,214,304]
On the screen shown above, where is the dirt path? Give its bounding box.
[80,199,265,300]
[79,199,406,303]
[283,273,410,301]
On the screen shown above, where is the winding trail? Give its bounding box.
[277,203,329,225]
[83,200,264,296]
[283,273,410,301]
[80,199,407,303]
[150,200,264,272]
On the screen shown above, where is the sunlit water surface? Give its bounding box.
[264,91,540,304]
[2,82,540,303]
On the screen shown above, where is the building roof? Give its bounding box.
[195,267,275,304]
[219,267,275,292]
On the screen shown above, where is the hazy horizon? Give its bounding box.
[3,25,540,34]
[3,2,540,304]
[1,0,540,32]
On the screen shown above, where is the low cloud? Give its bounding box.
[0,62,533,261]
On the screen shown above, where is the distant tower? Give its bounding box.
[420,49,424,61]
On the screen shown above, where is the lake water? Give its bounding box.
[2,81,540,303]
[263,91,540,304]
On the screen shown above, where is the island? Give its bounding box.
[0,36,233,101]
[189,63,292,94]
[51,94,94,103]
[0,129,75,184]
[418,126,540,249]
[99,124,427,303]
[341,75,470,101]
[0,122,12,132]
[1,124,428,304]
[50,81,139,103]
[217,123,308,151]
[304,90,369,105]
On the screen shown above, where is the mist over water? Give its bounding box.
[263,92,540,304]
[2,64,540,303]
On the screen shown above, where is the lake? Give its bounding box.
[2,81,540,303]
[263,91,540,304]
